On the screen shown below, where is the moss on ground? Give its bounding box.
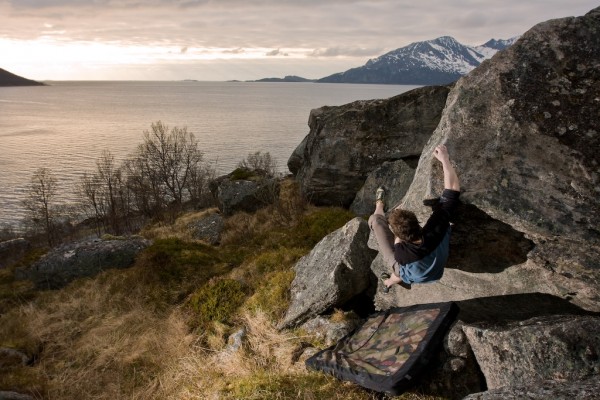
[188,279,248,329]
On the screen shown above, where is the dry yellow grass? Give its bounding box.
[0,185,445,399]
[0,267,194,399]
[141,208,221,243]
[1,266,443,400]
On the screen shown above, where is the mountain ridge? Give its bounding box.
[318,36,519,85]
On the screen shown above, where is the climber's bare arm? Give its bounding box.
[433,144,460,191]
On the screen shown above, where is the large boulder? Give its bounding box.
[288,85,450,207]
[463,315,600,390]
[350,160,416,216]
[392,7,600,312]
[15,236,150,289]
[278,218,377,329]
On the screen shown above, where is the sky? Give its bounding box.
[0,0,598,81]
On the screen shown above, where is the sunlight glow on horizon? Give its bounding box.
[0,37,338,81]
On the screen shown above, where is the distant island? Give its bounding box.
[0,68,45,86]
[249,75,316,83]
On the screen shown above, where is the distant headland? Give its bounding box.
[0,68,45,86]
[248,75,316,83]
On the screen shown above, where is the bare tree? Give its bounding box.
[133,121,206,211]
[77,172,104,236]
[186,162,215,208]
[22,167,58,246]
[96,150,124,234]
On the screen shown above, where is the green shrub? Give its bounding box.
[188,279,248,329]
[294,207,355,247]
[253,247,305,275]
[133,238,233,308]
[244,269,295,320]
[140,238,223,278]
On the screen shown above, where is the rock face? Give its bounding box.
[288,85,450,207]
[349,160,415,216]
[463,375,600,400]
[15,237,150,289]
[463,315,600,390]
[388,7,600,312]
[210,170,280,216]
[278,218,377,329]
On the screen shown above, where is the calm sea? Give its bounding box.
[0,81,418,226]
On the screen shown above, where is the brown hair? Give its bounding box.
[388,209,422,242]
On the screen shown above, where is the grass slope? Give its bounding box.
[0,181,442,399]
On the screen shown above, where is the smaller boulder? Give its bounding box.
[15,236,151,289]
[411,319,484,399]
[463,375,600,400]
[188,212,224,245]
[0,348,31,369]
[278,218,377,329]
[463,314,600,390]
[210,169,280,216]
[0,392,35,400]
[300,313,362,346]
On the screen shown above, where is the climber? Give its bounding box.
[368,144,461,291]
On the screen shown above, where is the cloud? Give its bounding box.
[1,0,599,80]
[265,48,288,56]
[223,47,245,54]
[309,46,384,58]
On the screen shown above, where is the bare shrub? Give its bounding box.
[21,167,59,246]
[237,151,278,177]
[125,121,214,218]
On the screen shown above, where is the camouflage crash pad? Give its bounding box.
[306,302,458,395]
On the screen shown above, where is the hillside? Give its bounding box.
[318,36,518,85]
[251,75,316,83]
[0,68,45,86]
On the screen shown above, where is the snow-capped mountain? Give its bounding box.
[318,36,519,85]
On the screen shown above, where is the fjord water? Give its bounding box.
[0,81,417,226]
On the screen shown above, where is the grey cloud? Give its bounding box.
[2,0,599,55]
[265,49,288,56]
[223,48,245,54]
[9,0,110,8]
[310,46,383,58]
